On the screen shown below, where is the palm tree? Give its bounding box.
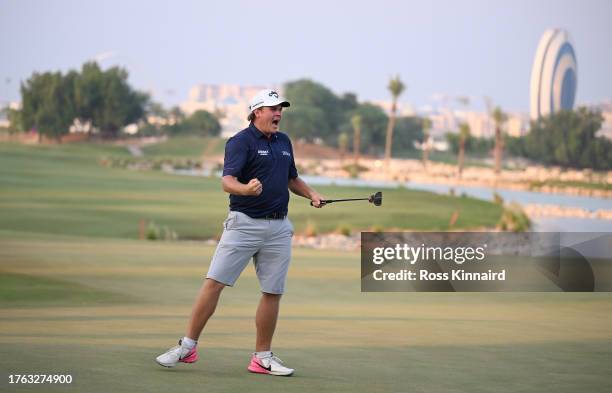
[384,75,405,168]
[168,106,185,126]
[492,106,508,174]
[338,132,349,163]
[351,114,362,165]
[483,95,493,137]
[421,117,432,169]
[457,122,471,177]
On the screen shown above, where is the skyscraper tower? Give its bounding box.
[530,29,578,120]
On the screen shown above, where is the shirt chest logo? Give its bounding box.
[257,150,269,156]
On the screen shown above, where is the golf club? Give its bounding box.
[310,191,382,207]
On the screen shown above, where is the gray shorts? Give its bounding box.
[206,211,294,294]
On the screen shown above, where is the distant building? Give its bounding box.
[590,101,612,140]
[415,134,450,152]
[68,119,94,134]
[420,108,529,142]
[0,101,22,129]
[506,113,530,137]
[462,111,490,138]
[530,29,578,120]
[371,100,416,117]
[428,109,458,137]
[601,111,612,140]
[181,84,274,138]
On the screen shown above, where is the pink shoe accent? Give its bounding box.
[180,348,199,363]
[247,356,271,374]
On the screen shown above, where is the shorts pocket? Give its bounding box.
[223,212,238,230]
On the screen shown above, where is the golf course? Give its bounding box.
[1,141,611,392]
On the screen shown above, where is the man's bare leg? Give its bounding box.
[255,292,282,351]
[186,278,226,340]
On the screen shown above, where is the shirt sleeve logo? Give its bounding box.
[282,150,291,157]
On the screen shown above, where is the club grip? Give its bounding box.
[310,200,327,207]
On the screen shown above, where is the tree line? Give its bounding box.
[139,103,221,137]
[5,61,220,142]
[3,65,610,170]
[18,62,148,141]
[281,78,424,159]
[506,108,611,170]
[446,107,611,171]
[282,78,611,171]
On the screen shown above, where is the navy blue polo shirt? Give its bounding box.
[222,123,299,218]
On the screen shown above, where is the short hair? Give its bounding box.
[247,111,256,122]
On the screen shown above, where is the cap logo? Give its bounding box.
[250,100,264,110]
[268,91,279,98]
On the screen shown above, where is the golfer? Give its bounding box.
[155,89,325,376]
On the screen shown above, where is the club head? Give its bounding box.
[368,191,382,206]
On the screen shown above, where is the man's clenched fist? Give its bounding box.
[245,178,263,196]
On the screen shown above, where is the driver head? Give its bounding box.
[369,192,383,206]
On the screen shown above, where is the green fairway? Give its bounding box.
[0,272,129,307]
[1,232,611,393]
[0,142,503,240]
[141,136,225,158]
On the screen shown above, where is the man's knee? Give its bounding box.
[205,278,227,293]
[261,292,282,301]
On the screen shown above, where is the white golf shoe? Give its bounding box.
[247,353,294,376]
[155,339,199,368]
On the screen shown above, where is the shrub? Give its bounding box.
[370,224,385,233]
[146,220,179,241]
[336,223,352,236]
[492,192,504,205]
[146,221,160,240]
[497,203,531,232]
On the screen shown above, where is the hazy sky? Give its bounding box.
[1,0,610,112]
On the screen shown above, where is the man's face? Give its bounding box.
[254,105,283,133]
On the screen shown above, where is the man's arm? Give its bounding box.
[288,176,325,208]
[222,175,262,196]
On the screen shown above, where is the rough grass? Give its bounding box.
[529,179,612,192]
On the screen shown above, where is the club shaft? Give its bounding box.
[323,198,369,203]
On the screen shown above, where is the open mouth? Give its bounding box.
[272,119,280,126]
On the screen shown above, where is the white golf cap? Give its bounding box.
[248,89,290,113]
